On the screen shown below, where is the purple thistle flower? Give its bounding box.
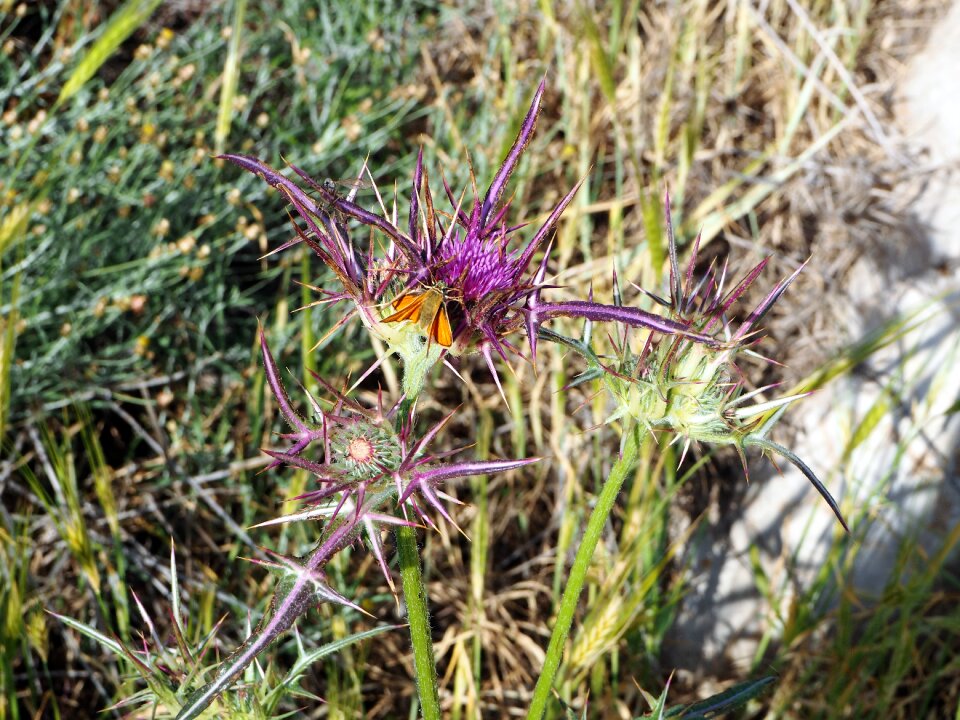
[221,81,717,401]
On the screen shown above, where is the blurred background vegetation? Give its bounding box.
[1,0,957,718]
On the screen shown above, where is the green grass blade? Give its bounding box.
[639,187,665,277]
[282,624,400,686]
[56,0,163,105]
[0,202,28,442]
[0,201,30,258]
[580,4,616,105]
[215,0,247,154]
[842,389,892,461]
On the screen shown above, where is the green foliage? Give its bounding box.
[0,0,438,716]
[51,545,397,719]
[56,0,166,106]
[2,0,957,718]
[663,676,776,719]
[1,0,433,420]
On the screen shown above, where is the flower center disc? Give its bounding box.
[346,436,375,464]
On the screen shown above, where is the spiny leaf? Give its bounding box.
[664,675,776,718]
[48,611,125,656]
[744,434,849,532]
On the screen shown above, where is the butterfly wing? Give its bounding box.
[429,302,453,347]
[382,293,425,324]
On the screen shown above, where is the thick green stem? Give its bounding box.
[526,425,640,720]
[394,395,440,717]
[396,523,441,720]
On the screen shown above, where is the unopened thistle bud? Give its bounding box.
[559,194,848,531]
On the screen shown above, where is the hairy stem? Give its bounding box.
[396,524,441,720]
[526,424,640,720]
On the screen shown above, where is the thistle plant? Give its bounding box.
[209,85,725,719]
[170,328,537,719]
[525,195,848,720]
[543,194,848,528]
[144,82,846,719]
[222,81,714,403]
[51,544,399,719]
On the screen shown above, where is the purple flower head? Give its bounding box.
[221,82,717,401]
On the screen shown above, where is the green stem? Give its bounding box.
[396,523,441,720]
[394,394,440,718]
[526,424,640,720]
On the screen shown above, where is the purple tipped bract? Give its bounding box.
[221,81,718,395]
[258,327,539,548]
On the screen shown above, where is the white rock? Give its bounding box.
[665,0,960,678]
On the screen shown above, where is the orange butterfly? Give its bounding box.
[382,287,453,348]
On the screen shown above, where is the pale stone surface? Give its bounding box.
[901,0,960,259]
[666,1,960,678]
